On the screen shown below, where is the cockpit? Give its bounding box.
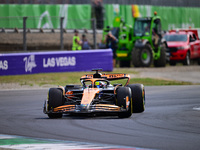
[82,79,109,89]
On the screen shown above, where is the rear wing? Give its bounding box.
[80,73,130,86]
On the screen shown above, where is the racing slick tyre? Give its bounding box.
[127,84,145,113]
[183,52,190,66]
[132,44,153,67]
[48,88,64,119]
[119,60,130,67]
[116,87,132,118]
[154,45,166,67]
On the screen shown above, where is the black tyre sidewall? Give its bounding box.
[48,88,64,118]
[132,44,153,67]
[116,87,132,118]
[154,45,166,67]
[132,48,141,67]
[48,88,64,110]
[127,84,145,113]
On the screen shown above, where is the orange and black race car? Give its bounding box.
[43,69,145,118]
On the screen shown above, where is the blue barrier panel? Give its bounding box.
[0,49,113,76]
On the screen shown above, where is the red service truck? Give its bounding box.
[164,29,200,65]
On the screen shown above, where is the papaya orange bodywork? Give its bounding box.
[81,88,100,105]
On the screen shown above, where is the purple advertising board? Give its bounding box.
[0,49,113,76]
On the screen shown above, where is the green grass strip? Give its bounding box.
[0,70,197,87]
[0,138,54,145]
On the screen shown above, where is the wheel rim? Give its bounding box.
[141,49,151,64]
[142,52,148,60]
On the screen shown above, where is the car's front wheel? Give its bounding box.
[127,84,145,113]
[116,87,132,118]
[47,88,64,119]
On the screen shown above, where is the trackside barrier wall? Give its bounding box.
[0,4,200,30]
[0,49,113,76]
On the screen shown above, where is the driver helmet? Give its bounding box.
[95,81,103,88]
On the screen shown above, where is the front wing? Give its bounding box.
[44,102,127,114]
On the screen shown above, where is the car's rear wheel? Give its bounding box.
[48,88,64,119]
[127,84,145,113]
[116,87,132,118]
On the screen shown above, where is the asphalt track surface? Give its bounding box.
[0,86,200,150]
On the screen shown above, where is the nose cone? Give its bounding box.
[80,104,89,111]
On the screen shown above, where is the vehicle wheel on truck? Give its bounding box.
[127,84,145,113]
[48,88,64,119]
[119,60,130,67]
[183,52,190,66]
[116,87,132,118]
[154,45,166,67]
[132,44,153,67]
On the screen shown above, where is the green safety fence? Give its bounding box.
[104,4,200,30]
[0,4,200,30]
[0,4,91,29]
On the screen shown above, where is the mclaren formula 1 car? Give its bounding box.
[43,69,145,118]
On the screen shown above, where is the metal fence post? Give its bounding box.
[23,16,27,51]
[92,18,97,49]
[60,17,64,50]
